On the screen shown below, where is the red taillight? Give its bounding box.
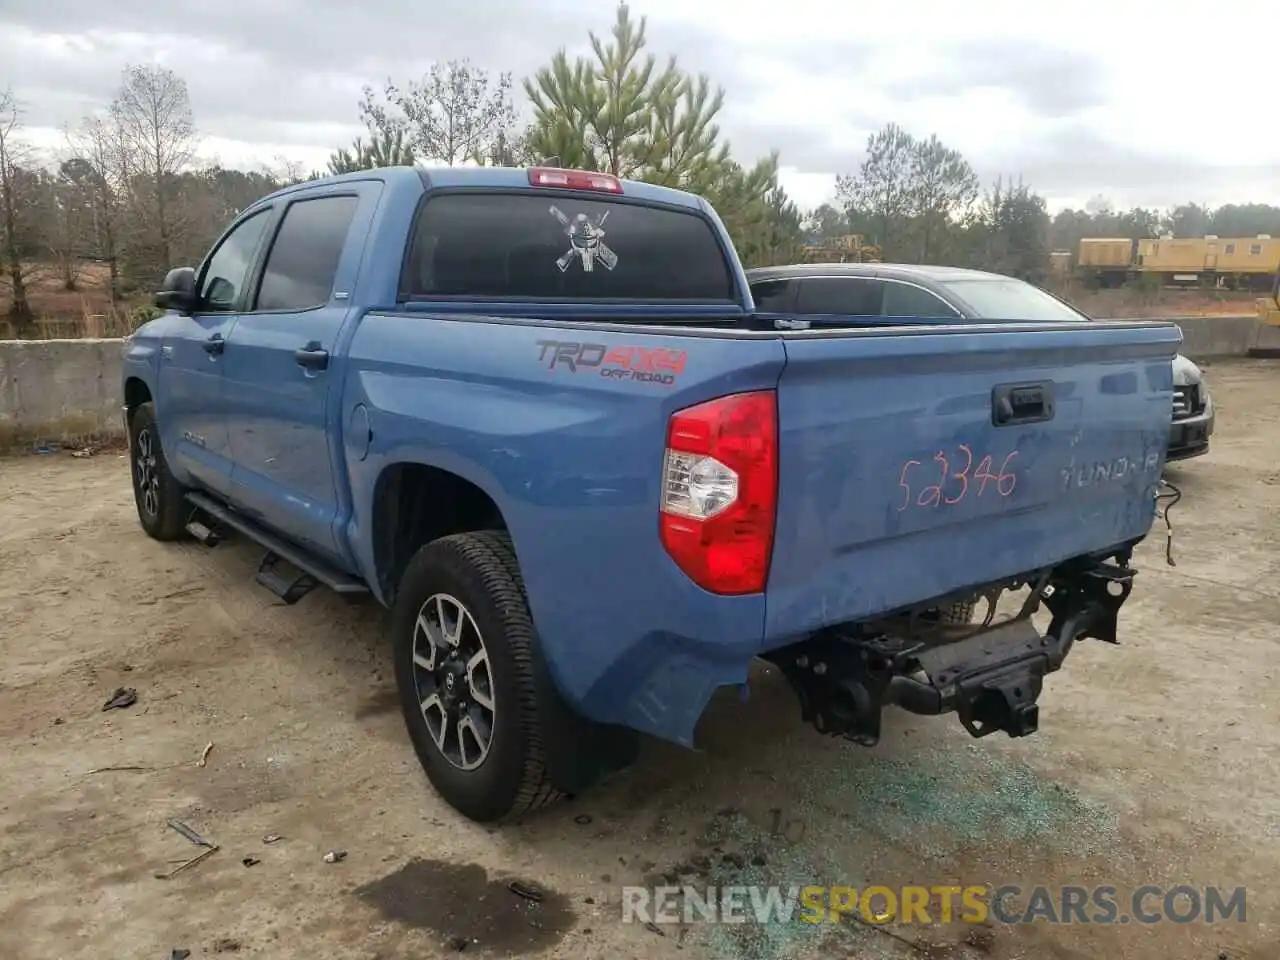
[527,167,624,193]
[659,391,778,595]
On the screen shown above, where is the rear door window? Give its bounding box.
[404,193,735,301]
[255,195,359,312]
[794,277,884,316]
[881,280,962,319]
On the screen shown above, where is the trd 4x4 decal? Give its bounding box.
[535,340,686,385]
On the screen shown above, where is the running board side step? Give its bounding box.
[255,552,318,605]
[185,517,222,546]
[184,491,370,603]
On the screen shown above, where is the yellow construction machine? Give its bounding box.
[1258,269,1280,325]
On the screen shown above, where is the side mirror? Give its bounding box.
[154,267,197,313]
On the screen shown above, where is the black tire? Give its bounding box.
[391,531,562,823]
[128,402,187,541]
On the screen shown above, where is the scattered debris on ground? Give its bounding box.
[154,820,220,880]
[101,686,137,711]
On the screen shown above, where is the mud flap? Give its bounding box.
[528,637,640,795]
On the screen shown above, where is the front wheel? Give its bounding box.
[128,402,187,541]
[391,531,562,823]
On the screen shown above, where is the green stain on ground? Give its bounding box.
[799,745,1120,862]
[675,809,888,960]
[672,745,1118,960]
[670,810,834,960]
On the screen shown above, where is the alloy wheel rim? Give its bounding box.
[134,428,160,517]
[411,593,496,771]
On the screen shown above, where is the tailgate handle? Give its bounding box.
[992,382,1054,426]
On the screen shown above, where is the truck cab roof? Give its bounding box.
[255,165,711,214]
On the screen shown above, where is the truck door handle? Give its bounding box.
[294,342,329,371]
[203,332,225,355]
[992,382,1055,426]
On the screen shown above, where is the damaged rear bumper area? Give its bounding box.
[764,550,1138,746]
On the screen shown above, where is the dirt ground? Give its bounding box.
[1,361,1278,960]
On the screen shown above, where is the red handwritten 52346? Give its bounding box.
[897,445,1019,512]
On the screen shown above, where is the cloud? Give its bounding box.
[3,0,1278,212]
[982,127,1280,210]
[878,40,1109,119]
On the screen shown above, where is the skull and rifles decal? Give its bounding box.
[550,205,618,273]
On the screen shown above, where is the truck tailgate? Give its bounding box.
[763,320,1181,641]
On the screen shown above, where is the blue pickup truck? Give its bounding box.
[122,165,1182,823]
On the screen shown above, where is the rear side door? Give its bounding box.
[220,186,373,562]
[158,207,274,495]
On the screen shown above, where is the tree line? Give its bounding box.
[808,123,1280,280]
[3,1,1278,332]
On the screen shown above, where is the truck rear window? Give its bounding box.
[403,193,735,301]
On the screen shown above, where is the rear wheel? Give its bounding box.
[391,531,562,823]
[128,402,187,541]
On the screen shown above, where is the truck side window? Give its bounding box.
[750,279,793,311]
[881,281,962,319]
[255,196,360,312]
[794,277,883,316]
[199,210,271,311]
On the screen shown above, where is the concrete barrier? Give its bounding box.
[1095,314,1280,360]
[0,317,1276,450]
[1172,315,1280,359]
[0,338,125,450]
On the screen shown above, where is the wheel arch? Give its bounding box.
[369,459,514,605]
[124,376,153,421]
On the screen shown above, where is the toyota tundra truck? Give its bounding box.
[122,165,1182,823]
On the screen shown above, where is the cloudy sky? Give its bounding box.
[2,0,1277,214]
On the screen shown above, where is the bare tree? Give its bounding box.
[48,164,89,291]
[0,87,41,330]
[361,58,517,165]
[472,125,539,167]
[906,134,978,262]
[836,123,916,258]
[65,115,128,302]
[263,153,309,185]
[110,64,197,276]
